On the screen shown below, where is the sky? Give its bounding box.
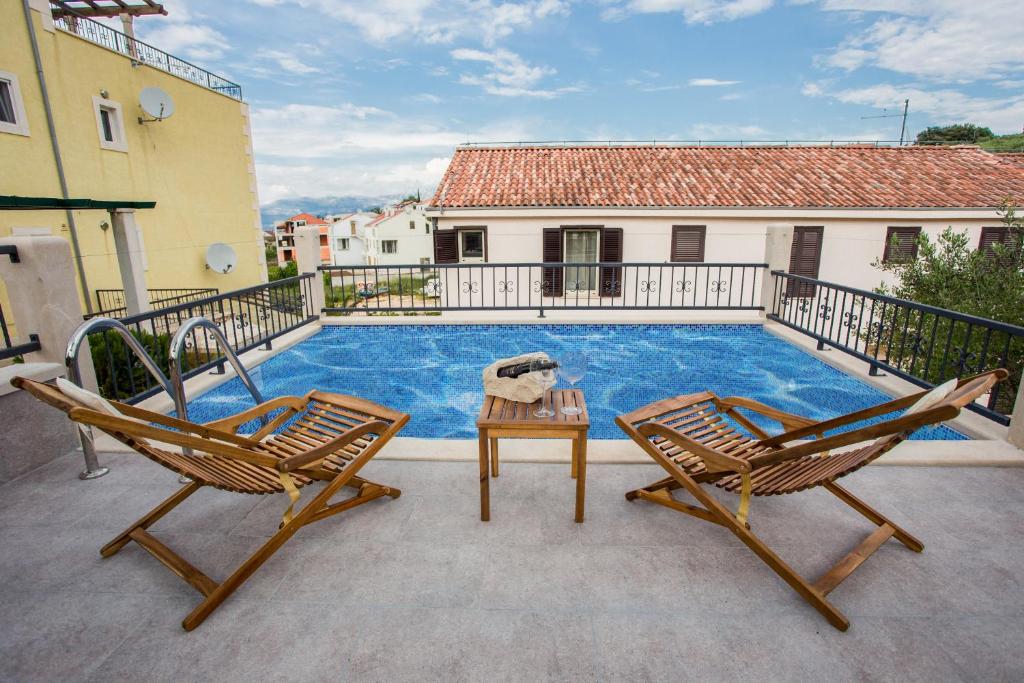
[125,0,1024,204]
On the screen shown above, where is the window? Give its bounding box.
[883,226,921,263]
[296,219,306,227]
[459,229,485,261]
[564,228,600,291]
[349,220,356,235]
[381,240,398,254]
[670,225,706,262]
[0,71,29,137]
[409,220,416,230]
[92,96,127,152]
[335,238,350,251]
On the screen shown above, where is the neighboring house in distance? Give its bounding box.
[275,213,329,265]
[426,144,1024,293]
[364,200,433,265]
[0,0,266,313]
[325,212,374,266]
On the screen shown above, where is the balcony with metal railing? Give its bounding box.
[53,11,243,100]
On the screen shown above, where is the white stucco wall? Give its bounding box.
[431,208,1004,294]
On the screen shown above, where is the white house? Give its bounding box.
[364,200,434,265]
[425,144,1024,293]
[325,212,374,266]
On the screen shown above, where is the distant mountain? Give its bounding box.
[259,194,404,229]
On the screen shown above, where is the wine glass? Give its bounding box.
[529,358,556,417]
[557,351,587,415]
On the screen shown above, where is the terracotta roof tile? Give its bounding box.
[429,145,1024,209]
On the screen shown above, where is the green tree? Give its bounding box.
[915,123,994,145]
[871,199,1023,414]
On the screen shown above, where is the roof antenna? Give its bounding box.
[861,98,910,146]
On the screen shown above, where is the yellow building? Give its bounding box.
[0,0,266,315]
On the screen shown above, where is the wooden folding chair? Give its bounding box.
[13,377,408,631]
[617,370,1007,631]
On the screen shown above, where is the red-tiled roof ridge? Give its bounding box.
[428,144,1024,210]
[284,212,329,225]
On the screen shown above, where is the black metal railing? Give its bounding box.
[768,271,1024,424]
[0,304,40,362]
[320,262,766,314]
[53,13,243,100]
[90,288,219,319]
[88,274,317,402]
[1,245,41,362]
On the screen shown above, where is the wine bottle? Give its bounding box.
[496,360,558,378]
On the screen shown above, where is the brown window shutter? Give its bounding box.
[670,225,705,262]
[600,227,623,296]
[787,226,823,297]
[883,226,921,263]
[542,227,563,296]
[979,226,1008,260]
[433,230,457,263]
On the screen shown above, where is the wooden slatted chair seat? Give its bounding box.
[13,377,408,631]
[618,370,1008,632]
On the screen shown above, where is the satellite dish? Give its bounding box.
[138,87,175,123]
[205,243,237,274]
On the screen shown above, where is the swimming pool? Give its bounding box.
[184,324,967,440]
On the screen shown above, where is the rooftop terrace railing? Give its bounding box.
[89,274,316,402]
[768,271,1024,425]
[53,12,243,100]
[320,262,767,315]
[89,287,219,319]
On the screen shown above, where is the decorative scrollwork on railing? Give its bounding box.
[868,320,886,343]
[532,280,543,293]
[235,313,250,330]
[709,280,728,293]
[841,311,858,327]
[639,280,658,293]
[497,280,515,293]
[797,300,810,313]
[461,281,480,294]
[953,346,978,374]
[674,280,693,293]
[818,304,832,320]
[565,279,587,292]
[908,333,927,357]
[423,279,443,297]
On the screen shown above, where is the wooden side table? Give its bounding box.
[476,389,589,523]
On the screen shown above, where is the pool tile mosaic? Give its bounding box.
[184,324,968,441]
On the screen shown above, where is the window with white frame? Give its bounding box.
[335,237,350,251]
[92,96,127,152]
[0,71,29,137]
[381,240,398,254]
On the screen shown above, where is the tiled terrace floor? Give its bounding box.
[1,450,1023,681]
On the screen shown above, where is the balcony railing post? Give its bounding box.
[295,225,325,316]
[762,224,794,315]
[1009,381,1024,449]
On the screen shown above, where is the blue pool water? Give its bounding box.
[184,324,967,441]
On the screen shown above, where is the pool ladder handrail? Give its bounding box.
[66,316,265,480]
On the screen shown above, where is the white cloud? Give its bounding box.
[132,0,229,61]
[818,1,1024,82]
[804,82,1024,134]
[689,123,768,139]
[141,23,228,61]
[257,49,321,75]
[452,48,580,98]
[688,78,740,86]
[602,0,774,24]
[250,102,536,201]
[244,0,568,46]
